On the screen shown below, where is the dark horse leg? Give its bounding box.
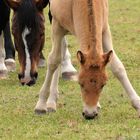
[4,18,16,72]
[0,0,9,78]
[4,21,15,60]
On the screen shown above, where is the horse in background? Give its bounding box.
[35,0,140,119]
[0,0,46,75]
[4,0,77,86]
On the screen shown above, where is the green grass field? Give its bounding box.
[0,0,140,139]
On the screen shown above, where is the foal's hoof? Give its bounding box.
[35,109,47,115]
[38,58,46,68]
[62,72,78,81]
[5,58,16,72]
[47,108,56,113]
[0,70,8,79]
[35,100,47,115]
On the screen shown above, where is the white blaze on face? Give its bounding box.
[22,27,31,79]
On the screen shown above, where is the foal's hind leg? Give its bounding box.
[35,19,65,114]
[0,33,7,79]
[103,25,140,117]
[61,37,77,81]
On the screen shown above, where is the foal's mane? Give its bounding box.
[87,0,97,51]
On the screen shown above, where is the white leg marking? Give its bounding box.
[0,33,7,77]
[22,27,31,79]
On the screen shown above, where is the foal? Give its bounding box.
[34,0,140,119]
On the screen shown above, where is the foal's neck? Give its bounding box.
[73,0,103,54]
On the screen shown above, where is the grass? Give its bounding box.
[0,0,140,139]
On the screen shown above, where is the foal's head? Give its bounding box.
[77,50,112,119]
[5,0,49,86]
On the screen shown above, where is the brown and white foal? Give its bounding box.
[35,0,140,119]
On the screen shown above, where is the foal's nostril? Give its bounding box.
[82,112,85,117]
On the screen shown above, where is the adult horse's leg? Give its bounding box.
[4,20,16,72]
[103,25,140,116]
[35,19,65,113]
[0,33,7,79]
[61,37,77,81]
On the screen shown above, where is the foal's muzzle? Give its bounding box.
[18,72,38,86]
[82,111,98,120]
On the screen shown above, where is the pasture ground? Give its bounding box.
[0,0,140,139]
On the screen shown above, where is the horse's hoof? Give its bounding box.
[62,72,78,81]
[35,109,47,115]
[0,70,8,79]
[38,58,46,68]
[5,58,16,72]
[47,108,56,113]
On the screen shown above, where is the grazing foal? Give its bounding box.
[34,0,140,119]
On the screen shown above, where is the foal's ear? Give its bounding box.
[5,0,20,10]
[103,50,113,66]
[35,0,49,10]
[77,50,86,64]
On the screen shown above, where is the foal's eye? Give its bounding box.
[101,84,106,89]
[80,84,84,88]
[79,82,84,88]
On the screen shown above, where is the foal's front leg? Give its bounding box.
[46,66,60,112]
[35,19,65,114]
[103,25,140,117]
[0,33,7,79]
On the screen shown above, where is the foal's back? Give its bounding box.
[50,0,108,36]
